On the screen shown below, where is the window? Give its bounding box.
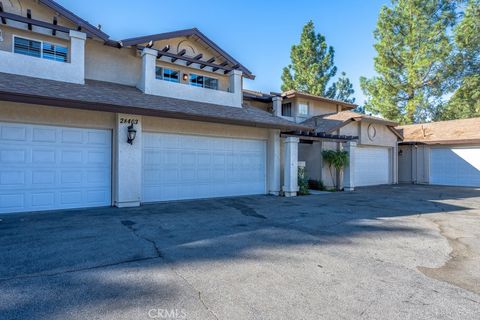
[14,37,41,58]
[189,73,218,90]
[282,102,292,117]
[42,42,68,62]
[155,67,180,83]
[298,102,309,116]
[13,36,68,62]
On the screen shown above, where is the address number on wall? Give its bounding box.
[119,118,139,124]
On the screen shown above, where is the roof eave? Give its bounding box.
[0,90,305,131]
[119,28,255,79]
[39,0,110,41]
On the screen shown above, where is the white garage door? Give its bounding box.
[0,122,112,214]
[354,146,391,186]
[430,147,480,187]
[143,132,266,202]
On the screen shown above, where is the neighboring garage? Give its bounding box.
[430,147,480,187]
[299,111,400,190]
[142,132,266,202]
[0,122,112,214]
[397,118,480,187]
[354,146,391,187]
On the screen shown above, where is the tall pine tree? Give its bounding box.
[439,0,480,120]
[360,0,458,124]
[281,21,338,98]
[333,72,356,103]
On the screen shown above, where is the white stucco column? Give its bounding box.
[229,69,243,107]
[69,30,86,84]
[272,96,282,116]
[114,114,143,208]
[343,141,357,191]
[138,47,157,94]
[283,136,299,197]
[267,129,281,195]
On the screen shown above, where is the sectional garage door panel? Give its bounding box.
[430,147,480,187]
[0,123,112,214]
[354,146,391,187]
[143,132,266,202]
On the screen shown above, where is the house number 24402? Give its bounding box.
[119,118,138,124]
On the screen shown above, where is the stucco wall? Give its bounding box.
[85,40,141,86]
[358,122,397,147]
[143,116,268,140]
[245,100,271,112]
[298,142,322,181]
[339,121,359,137]
[0,101,115,129]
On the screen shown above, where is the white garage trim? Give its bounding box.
[430,147,480,187]
[354,146,391,187]
[0,122,112,214]
[142,132,267,202]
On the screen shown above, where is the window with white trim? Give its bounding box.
[155,67,180,83]
[189,73,218,90]
[298,102,309,116]
[13,36,68,62]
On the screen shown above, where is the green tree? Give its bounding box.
[281,21,337,97]
[360,0,458,124]
[439,0,480,120]
[321,150,349,191]
[439,75,480,119]
[332,72,356,103]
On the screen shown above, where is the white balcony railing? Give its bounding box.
[0,30,86,84]
[138,48,243,108]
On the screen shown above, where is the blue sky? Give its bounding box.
[58,0,390,105]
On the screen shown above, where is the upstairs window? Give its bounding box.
[189,74,218,90]
[298,102,309,116]
[43,42,68,62]
[14,36,68,62]
[282,102,292,117]
[155,67,180,83]
[14,37,41,58]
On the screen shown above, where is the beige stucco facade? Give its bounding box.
[298,118,399,188]
[0,101,281,206]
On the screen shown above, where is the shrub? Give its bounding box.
[321,150,349,191]
[298,166,309,195]
[308,179,326,191]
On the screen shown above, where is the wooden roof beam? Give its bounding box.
[213,61,228,72]
[0,2,6,24]
[157,45,170,58]
[186,53,203,66]
[224,64,239,74]
[26,9,32,30]
[200,57,215,69]
[137,46,233,72]
[52,16,57,36]
[171,49,186,62]
[0,10,71,33]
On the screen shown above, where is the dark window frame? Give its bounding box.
[282,102,292,117]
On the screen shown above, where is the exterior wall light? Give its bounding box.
[182,73,189,82]
[127,123,137,145]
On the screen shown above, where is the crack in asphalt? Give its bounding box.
[120,220,220,319]
[417,201,480,297]
[0,256,161,283]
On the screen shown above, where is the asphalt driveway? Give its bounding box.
[1,185,479,319]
